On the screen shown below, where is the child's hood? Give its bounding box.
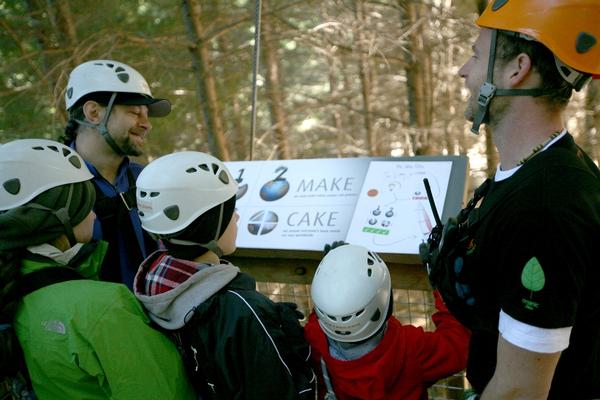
[134,251,239,330]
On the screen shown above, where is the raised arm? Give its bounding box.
[419,290,471,383]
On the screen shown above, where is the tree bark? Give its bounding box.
[262,0,291,160]
[46,0,80,123]
[328,52,344,157]
[355,0,376,155]
[181,0,230,161]
[401,0,434,155]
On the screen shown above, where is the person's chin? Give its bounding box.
[123,138,145,157]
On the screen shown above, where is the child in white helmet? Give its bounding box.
[304,244,470,400]
[132,150,315,399]
[0,139,194,399]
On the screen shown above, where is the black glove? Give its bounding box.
[277,301,304,320]
[323,240,348,255]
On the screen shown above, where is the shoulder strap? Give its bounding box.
[19,267,84,297]
[92,168,137,217]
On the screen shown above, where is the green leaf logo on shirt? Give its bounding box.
[521,257,544,310]
[521,257,545,291]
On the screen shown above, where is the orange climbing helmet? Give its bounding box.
[477,0,599,80]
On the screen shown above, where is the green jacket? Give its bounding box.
[14,242,195,400]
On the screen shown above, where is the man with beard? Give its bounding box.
[421,0,600,399]
[60,60,171,289]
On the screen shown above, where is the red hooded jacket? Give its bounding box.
[304,291,470,400]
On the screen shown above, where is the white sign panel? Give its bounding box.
[225,158,371,251]
[344,160,453,255]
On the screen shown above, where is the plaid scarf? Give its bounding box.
[144,253,204,295]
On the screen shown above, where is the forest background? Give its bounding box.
[3,3,598,397]
[1,0,599,193]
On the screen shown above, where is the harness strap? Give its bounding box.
[93,169,137,218]
[91,168,155,285]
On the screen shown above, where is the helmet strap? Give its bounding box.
[166,238,224,259]
[74,93,126,156]
[165,203,227,258]
[471,29,544,134]
[25,184,78,247]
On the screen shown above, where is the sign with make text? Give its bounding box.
[226,158,371,251]
[225,155,467,255]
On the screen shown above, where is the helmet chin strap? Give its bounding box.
[471,29,544,134]
[74,93,126,156]
[25,184,78,247]
[165,203,226,258]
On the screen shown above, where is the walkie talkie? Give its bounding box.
[423,178,442,228]
[419,178,444,277]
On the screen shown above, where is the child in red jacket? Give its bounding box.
[304,244,470,400]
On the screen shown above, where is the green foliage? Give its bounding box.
[0,0,595,170]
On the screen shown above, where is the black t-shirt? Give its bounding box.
[464,135,600,399]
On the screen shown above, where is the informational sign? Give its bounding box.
[225,155,467,256]
[345,160,452,255]
[225,158,372,251]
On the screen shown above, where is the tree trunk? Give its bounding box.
[402,0,433,155]
[231,96,247,161]
[46,0,80,123]
[355,0,376,156]
[181,0,230,161]
[328,53,344,157]
[262,0,291,160]
[47,0,78,51]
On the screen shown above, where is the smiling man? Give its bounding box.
[60,60,171,289]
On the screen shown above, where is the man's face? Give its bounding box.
[459,29,492,122]
[105,104,152,156]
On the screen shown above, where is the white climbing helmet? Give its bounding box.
[64,59,171,117]
[136,151,238,235]
[311,244,392,343]
[0,139,92,211]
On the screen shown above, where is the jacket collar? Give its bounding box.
[22,240,108,280]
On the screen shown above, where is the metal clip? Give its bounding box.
[477,82,497,107]
[118,192,132,211]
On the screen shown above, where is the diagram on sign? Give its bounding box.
[345,161,453,255]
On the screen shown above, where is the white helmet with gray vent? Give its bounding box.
[64,59,170,117]
[136,151,238,235]
[0,139,92,211]
[311,244,392,343]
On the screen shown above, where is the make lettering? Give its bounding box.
[296,177,355,192]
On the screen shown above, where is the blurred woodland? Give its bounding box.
[1,0,599,190]
[4,3,598,398]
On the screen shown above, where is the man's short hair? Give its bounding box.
[495,30,573,109]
